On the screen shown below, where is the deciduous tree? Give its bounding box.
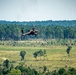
[66,46,72,56]
[20,51,26,60]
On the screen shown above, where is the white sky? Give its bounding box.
[0,0,76,21]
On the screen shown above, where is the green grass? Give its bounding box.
[0,42,76,71]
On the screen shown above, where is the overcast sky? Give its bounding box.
[0,0,76,21]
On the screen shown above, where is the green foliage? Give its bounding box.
[33,51,38,59]
[68,67,76,75]
[8,69,21,75]
[66,46,72,56]
[15,65,26,72]
[3,59,10,68]
[0,21,76,40]
[15,65,39,75]
[20,51,26,60]
[33,50,47,60]
[2,68,9,75]
[58,68,66,75]
[1,59,76,75]
[43,66,47,73]
[38,50,44,56]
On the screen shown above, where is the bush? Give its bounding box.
[58,68,66,75]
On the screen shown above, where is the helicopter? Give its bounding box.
[21,26,38,36]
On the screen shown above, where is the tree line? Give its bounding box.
[0,24,76,40]
[0,20,76,26]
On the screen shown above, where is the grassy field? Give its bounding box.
[0,40,76,71]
